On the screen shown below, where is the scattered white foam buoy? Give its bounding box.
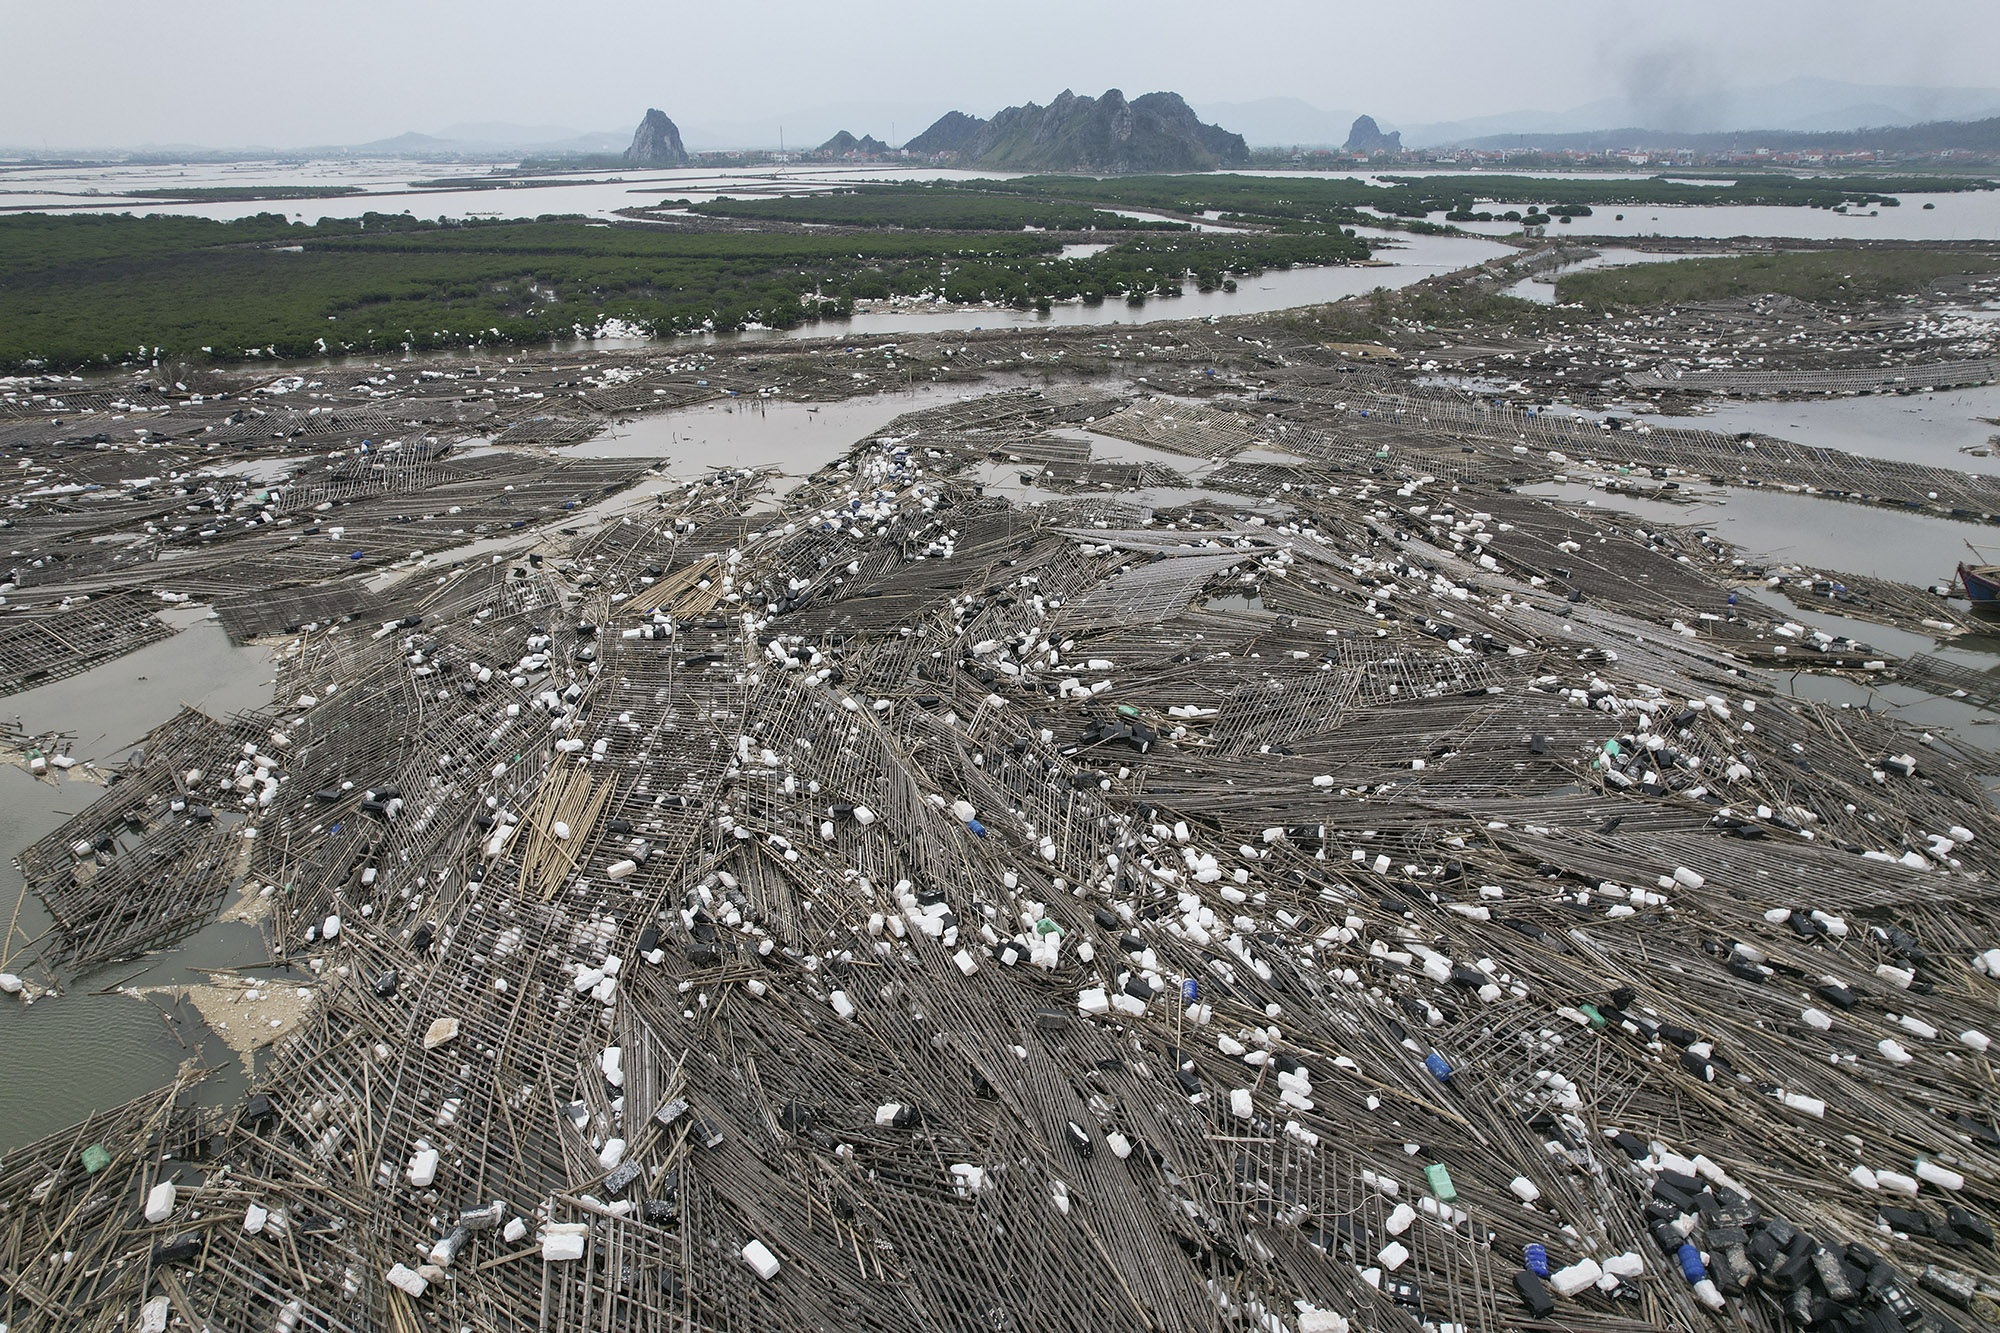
[541,1222,588,1261]
[1875,1170,1920,1196]
[1550,1257,1603,1297]
[743,1238,782,1280]
[1916,1160,1965,1191]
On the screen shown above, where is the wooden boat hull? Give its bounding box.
[1959,562,2000,604]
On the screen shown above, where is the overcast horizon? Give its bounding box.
[3,0,1999,151]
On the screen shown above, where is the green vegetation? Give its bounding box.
[1280,279,1571,348]
[0,210,1366,370]
[407,176,623,191]
[954,174,1454,232]
[1557,248,2000,310]
[516,154,641,173]
[1271,246,2000,349]
[681,182,1187,231]
[125,185,366,203]
[1374,172,1987,212]
[953,172,1992,228]
[16,167,1989,373]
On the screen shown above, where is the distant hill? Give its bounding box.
[1398,77,2000,148]
[348,132,455,155]
[1198,97,1361,149]
[816,130,890,157]
[430,122,627,154]
[1455,116,2000,156]
[337,125,628,158]
[904,90,1248,172]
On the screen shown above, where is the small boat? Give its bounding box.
[1958,561,2000,604]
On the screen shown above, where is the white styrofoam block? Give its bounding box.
[1550,1258,1603,1296]
[541,1223,588,1261]
[743,1238,781,1280]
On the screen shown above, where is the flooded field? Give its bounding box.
[0,161,1026,224]
[817,230,1510,338]
[569,380,1025,473]
[1639,383,2000,473]
[167,227,1512,371]
[1450,194,2000,242]
[11,158,2000,241]
[0,620,275,1147]
[1501,246,1731,303]
[1522,476,1989,587]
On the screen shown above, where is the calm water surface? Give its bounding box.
[0,621,276,1150]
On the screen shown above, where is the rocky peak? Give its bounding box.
[816,130,891,157]
[624,109,689,166]
[904,89,1247,172]
[1344,114,1402,154]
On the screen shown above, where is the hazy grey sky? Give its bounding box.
[4,0,1997,148]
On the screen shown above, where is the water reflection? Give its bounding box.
[1636,386,2000,476]
[1521,479,1986,588]
[0,619,276,1150]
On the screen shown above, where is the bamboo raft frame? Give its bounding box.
[7,304,2000,1330]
